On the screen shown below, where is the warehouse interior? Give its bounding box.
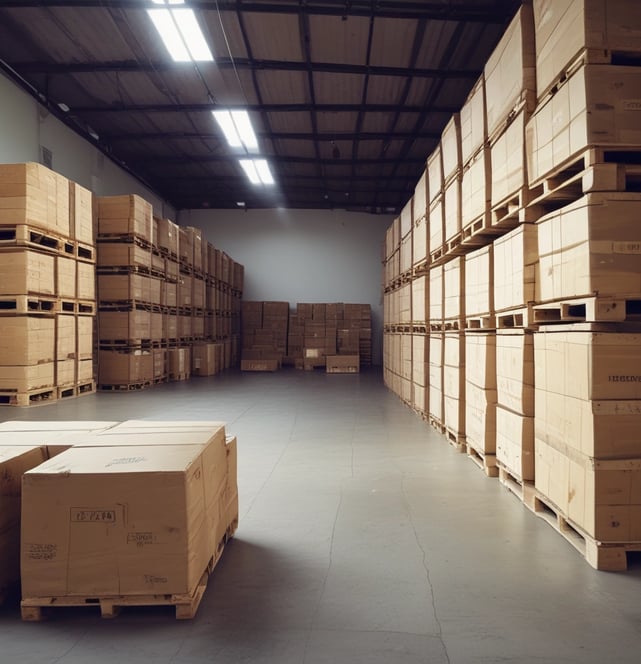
[1,1,641,662]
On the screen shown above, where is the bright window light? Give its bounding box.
[172,9,214,62]
[239,160,261,185]
[147,5,213,63]
[254,159,275,185]
[231,110,258,150]
[147,9,191,61]
[239,159,275,186]
[213,110,258,150]
[213,110,242,148]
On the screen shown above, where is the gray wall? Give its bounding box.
[180,208,393,365]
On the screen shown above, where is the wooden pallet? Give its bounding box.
[465,314,495,330]
[491,185,544,228]
[443,318,464,332]
[428,414,444,434]
[460,213,503,249]
[0,223,69,254]
[497,463,535,509]
[169,372,190,382]
[412,261,429,277]
[531,491,641,571]
[445,427,466,453]
[76,242,95,262]
[0,294,58,315]
[466,444,498,477]
[533,295,641,325]
[97,381,152,391]
[97,233,151,248]
[99,339,153,349]
[496,304,537,330]
[0,387,56,407]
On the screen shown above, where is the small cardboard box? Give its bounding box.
[21,437,230,598]
[240,358,279,372]
[326,355,359,374]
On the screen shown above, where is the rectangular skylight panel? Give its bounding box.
[255,159,275,185]
[147,9,191,62]
[239,160,261,185]
[231,110,258,150]
[172,9,214,62]
[213,110,242,148]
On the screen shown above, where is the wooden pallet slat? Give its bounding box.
[466,443,498,477]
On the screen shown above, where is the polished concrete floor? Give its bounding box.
[1,368,641,663]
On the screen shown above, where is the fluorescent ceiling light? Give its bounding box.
[58,102,70,112]
[239,160,261,185]
[147,5,213,63]
[213,110,258,150]
[254,159,275,185]
[236,201,246,207]
[239,159,275,186]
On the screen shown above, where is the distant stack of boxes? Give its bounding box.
[96,199,243,389]
[240,300,288,371]
[0,163,96,406]
[383,0,641,569]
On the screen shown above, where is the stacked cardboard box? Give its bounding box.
[0,163,96,406]
[0,420,237,619]
[240,301,286,371]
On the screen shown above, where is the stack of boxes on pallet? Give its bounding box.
[240,301,370,372]
[383,0,641,570]
[96,197,243,389]
[0,420,238,619]
[0,163,96,406]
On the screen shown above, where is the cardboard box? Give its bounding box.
[413,213,427,268]
[178,274,192,308]
[192,277,205,309]
[97,242,152,270]
[400,334,412,381]
[460,75,487,165]
[56,314,76,361]
[537,193,641,301]
[428,333,443,422]
[400,232,412,274]
[465,332,496,390]
[484,3,535,137]
[412,334,428,387]
[496,405,534,481]
[535,437,641,542]
[428,196,444,256]
[443,175,461,244]
[533,0,641,99]
[326,355,359,373]
[493,223,538,312]
[156,218,178,256]
[0,364,55,392]
[443,257,465,322]
[0,445,48,596]
[99,309,150,342]
[427,145,443,204]
[461,146,490,228]
[399,283,411,325]
[192,342,219,376]
[96,195,153,241]
[185,227,202,271]
[411,276,427,323]
[98,350,152,385]
[465,381,497,455]
[496,330,534,416]
[0,250,55,297]
[490,108,529,210]
[441,114,462,183]
[56,256,76,300]
[21,436,230,598]
[56,358,75,386]
[443,332,465,435]
[527,64,641,186]
[76,315,93,361]
[429,265,444,323]
[76,358,93,386]
[240,358,279,371]
[70,182,93,245]
[76,261,95,301]
[0,316,55,365]
[465,245,493,319]
[98,273,151,303]
[168,347,191,379]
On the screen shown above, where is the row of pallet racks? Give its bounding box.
[241,300,371,372]
[383,0,641,571]
[0,163,96,406]
[96,195,243,390]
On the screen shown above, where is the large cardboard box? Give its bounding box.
[98,350,152,385]
[192,342,219,376]
[533,0,641,99]
[429,265,443,324]
[76,261,96,301]
[465,245,493,319]
[96,195,153,241]
[460,75,487,165]
[399,283,411,325]
[428,197,444,256]
[412,334,428,388]
[496,406,534,481]
[400,334,412,381]
[465,381,497,455]
[443,332,465,435]
[0,364,55,392]
[441,114,462,183]
[76,358,94,387]
[156,218,178,256]
[0,250,55,297]
[443,176,461,244]
[56,314,76,361]
[326,355,359,374]
[490,109,529,210]
[527,64,641,186]
[461,146,491,228]
[97,242,151,270]
[443,257,465,323]
[76,315,93,361]
[56,257,76,300]
[21,437,230,598]
[496,330,534,416]
[535,437,641,542]
[411,276,427,323]
[99,309,150,342]
[56,358,75,386]
[484,3,535,137]
[0,316,55,365]
[168,348,191,379]
[413,214,427,269]
[400,197,412,240]
[69,182,93,245]
[493,223,538,312]
[98,273,151,303]
[427,146,443,204]
[413,170,428,225]
[537,193,641,302]
[0,445,48,596]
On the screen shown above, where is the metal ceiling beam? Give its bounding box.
[134,154,425,165]
[9,58,480,80]
[70,102,457,114]
[151,173,411,183]
[102,130,439,141]
[0,1,519,23]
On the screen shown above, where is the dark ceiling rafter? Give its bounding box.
[0,1,518,23]
[102,130,440,141]
[11,58,481,80]
[128,154,426,166]
[151,173,411,183]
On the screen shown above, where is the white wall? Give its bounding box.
[179,208,393,365]
[0,71,174,218]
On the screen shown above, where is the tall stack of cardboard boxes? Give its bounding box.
[0,163,96,406]
[383,0,641,570]
[240,300,287,371]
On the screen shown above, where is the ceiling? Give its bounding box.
[0,0,522,214]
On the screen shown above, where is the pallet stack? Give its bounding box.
[0,163,96,406]
[240,300,287,371]
[382,0,641,570]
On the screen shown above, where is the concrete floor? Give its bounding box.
[1,368,641,663]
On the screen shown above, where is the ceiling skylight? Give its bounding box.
[213,110,258,151]
[239,159,275,186]
[147,1,213,63]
